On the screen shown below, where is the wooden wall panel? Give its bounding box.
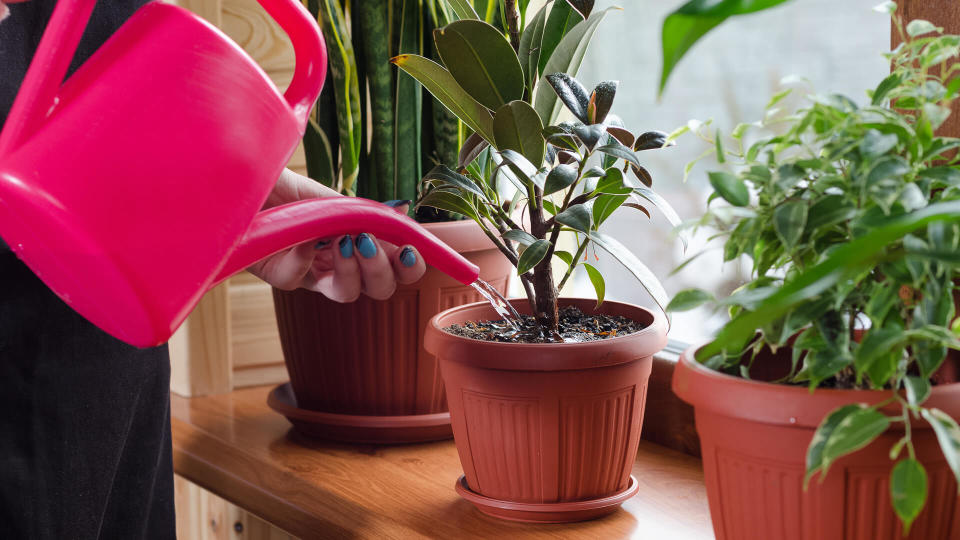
[175,474,297,540]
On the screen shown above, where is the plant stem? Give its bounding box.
[504,0,520,52]
[557,235,589,290]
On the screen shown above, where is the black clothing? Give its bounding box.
[0,1,175,538]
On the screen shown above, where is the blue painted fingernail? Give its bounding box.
[356,233,377,258]
[400,247,417,268]
[315,240,329,249]
[383,199,411,208]
[339,235,353,258]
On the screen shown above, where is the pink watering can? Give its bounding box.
[0,0,479,347]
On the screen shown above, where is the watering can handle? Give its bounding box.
[212,198,482,287]
[0,0,325,155]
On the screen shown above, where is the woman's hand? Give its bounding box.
[246,169,426,302]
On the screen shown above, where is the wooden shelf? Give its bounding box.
[171,386,714,539]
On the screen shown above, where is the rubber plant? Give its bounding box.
[670,9,960,533]
[393,0,684,335]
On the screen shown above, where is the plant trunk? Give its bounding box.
[532,260,559,336]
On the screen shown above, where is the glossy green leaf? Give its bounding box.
[434,19,524,110]
[773,200,808,249]
[415,189,479,219]
[503,229,538,246]
[861,129,899,158]
[805,404,861,486]
[635,130,673,151]
[493,100,545,167]
[890,458,928,535]
[821,408,890,473]
[303,118,336,187]
[391,54,495,142]
[592,194,629,227]
[555,204,592,233]
[444,0,479,20]
[659,0,791,96]
[544,164,579,195]
[588,80,617,124]
[708,171,750,207]
[905,376,932,406]
[921,408,960,487]
[582,262,605,306]
[546,73,591,124]
[596,140,642,168]
[423,164,488,199]
[534,8,614,125]
[554,250,574,265]
[518,5,548,89]
[458,132,490,169]
[667,289,714,312]
[538,0,584,76]
[574,123,605,150]
[589,231,670,311]
[498,149,539,184]
[517,239,551,274]
[564,0,595,18]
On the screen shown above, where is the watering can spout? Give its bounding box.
[213,198,481,287]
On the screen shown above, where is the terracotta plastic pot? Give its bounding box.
[424,298,668,523]
[270,219,512,443]
[673,346,960,540]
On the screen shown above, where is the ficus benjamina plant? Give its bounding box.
[668,5,960,533]
[392,1,684,336]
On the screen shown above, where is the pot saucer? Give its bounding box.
[267,383,453,444]
[454,475,640,523]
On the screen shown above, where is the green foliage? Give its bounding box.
[681,11,960,532]
[403,3,680,333]
[659,0,793,96]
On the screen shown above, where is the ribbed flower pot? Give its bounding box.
[673,346,960,540]
[424,298,668,523]
[269,219,511,443]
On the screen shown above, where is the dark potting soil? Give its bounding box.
[444,305,646,344]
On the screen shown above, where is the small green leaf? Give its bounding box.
[592,194,629,227]
[582,262,605,306]
[905,376,932,406]
[765,88,792,109]
[708,171,750,207]
[822,408,890,472]
[860,129,899,158]
[806,404,861,486]
[890,458,928,535]
[457,132,490,169]
[667,289,714,312]
[872,73,903,106]
[773,201,808,249]
[493,100,546,167]
[543,164,579,195]
[906,19,941,37]
[502,229,538,246]
[554,250,574,265]
[854,327,903,386]
[555,204,592,233]
[434,20,524,111]
[517,239,551,274]
[573,123,605,150]
[921,408,960,487]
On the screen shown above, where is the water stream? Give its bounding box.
[470,278,523,331]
